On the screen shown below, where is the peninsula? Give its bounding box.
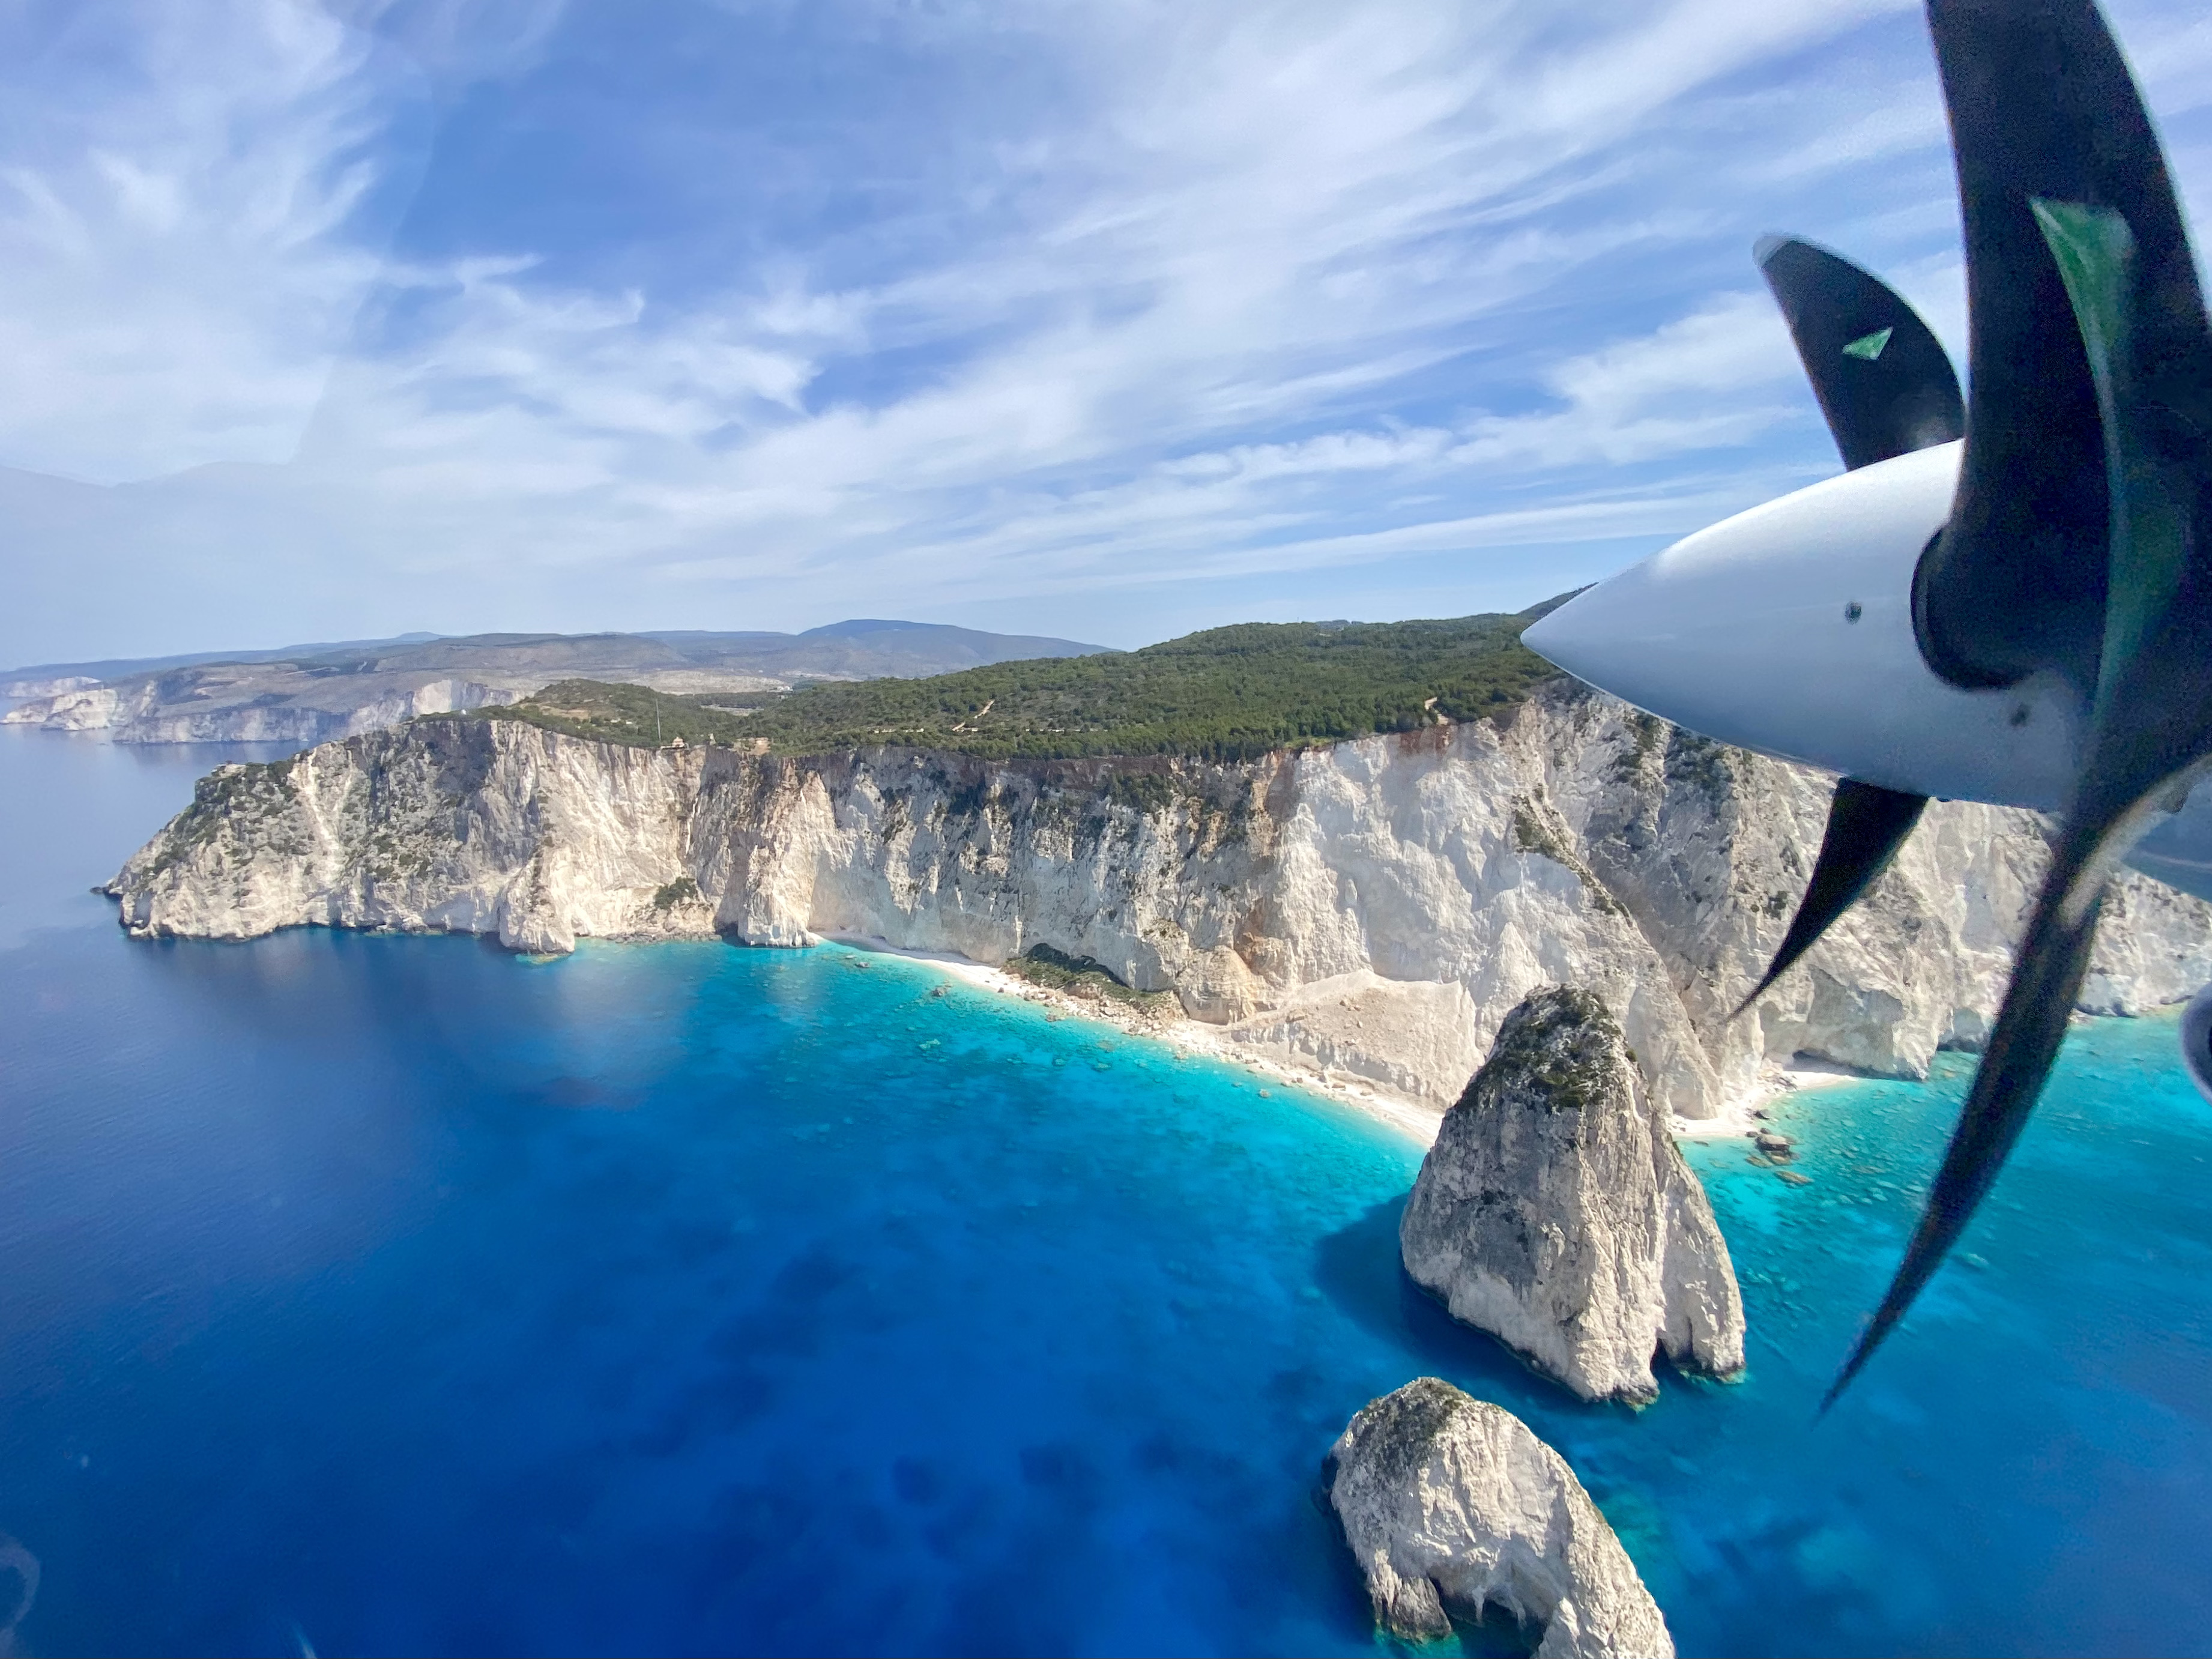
[104,608,2212,1122]
[4,620,1111,746]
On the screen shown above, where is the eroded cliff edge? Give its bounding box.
[106,679,2212,1119]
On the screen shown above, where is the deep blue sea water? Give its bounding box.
[2,725,2211,1657]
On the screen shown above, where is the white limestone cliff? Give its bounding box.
[2,675,522,744]
[104,679,2212,1119]
[1401,986,1744,1403]
[1326,1376,1672,1655]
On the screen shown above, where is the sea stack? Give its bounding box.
[1326,1377,1673,1657]
[1400,985,1744,1404]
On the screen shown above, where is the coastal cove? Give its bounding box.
[814,932,1454,1148]
[5,729,2212,1655]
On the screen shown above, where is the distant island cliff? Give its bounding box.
[103,671,2212,1121]
[3,620,1113,746]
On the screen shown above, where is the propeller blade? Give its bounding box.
[1829,0,2212,1406]
[2183,985,2212,1102]
[1736,243,1954,1011]
[1825,874,2106,1409]
[1735,781,1926,1017]
[1756,237,1963,470]
[1911,0,2201,698]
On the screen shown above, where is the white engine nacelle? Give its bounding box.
[1523,441,2087,808]
[1521,440,2212,901]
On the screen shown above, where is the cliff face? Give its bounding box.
[2,674,522,744]
[106,680,2212,1119]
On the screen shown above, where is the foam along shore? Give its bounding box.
[818,933,1849,1156]
[818,932,1451,1149]
[1669,1057,1875,1143]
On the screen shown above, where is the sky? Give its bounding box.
[2,0,2210,665]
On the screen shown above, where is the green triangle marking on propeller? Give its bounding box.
[1842,325,1893,360]
[1757,237,1963,470]
[1736,239,1959,1021]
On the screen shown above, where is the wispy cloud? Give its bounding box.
[2,0,2207,659]
[0,0,431,483]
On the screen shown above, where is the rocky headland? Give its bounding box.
[4,621,1109,745]
[1326,1376,1672,1655]
[8,672,531,746]
[104,677,2212,1120]
[1401,986,1744,1403]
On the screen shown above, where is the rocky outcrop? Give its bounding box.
[1,674,524,744]
[1401,987,1744,1403]
[104,680,2212,1118]
[1,673,98,699]
[1326,1377,1672,1655]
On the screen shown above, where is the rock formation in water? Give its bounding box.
[104,678,2212,1118]
[1401,987,1744,1403]
[1326,1377,1672,1656]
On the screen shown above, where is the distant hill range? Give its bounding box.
[1,620,1114,745]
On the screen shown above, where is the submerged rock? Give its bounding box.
[1326,1377,1672,1657]
[1400,987,1744,1404]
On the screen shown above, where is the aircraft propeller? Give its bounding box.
[1774,0,2212,1407]
[1728,237,1962,1017]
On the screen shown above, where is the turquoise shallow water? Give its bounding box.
[2,727,2210,1655]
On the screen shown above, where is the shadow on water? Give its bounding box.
[1310,1197,1558,1659]
[1446,1601,1544,1659]
[1313,1196,1535,1396]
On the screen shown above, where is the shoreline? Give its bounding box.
[817,934,1936,1151]
[817,932,1449,1149]
[1675,1060,1870,1141]
[817,932,1932,1152]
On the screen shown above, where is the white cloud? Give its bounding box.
[294,4,1883,548]
[5,0,2210,659]
[0,0,433,484]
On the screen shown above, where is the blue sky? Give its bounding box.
[3,0,2210,663]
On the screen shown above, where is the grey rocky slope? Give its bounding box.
[5,621,1111,745]
[1327,1376,1672,1655]
[106,677,2212,1119]
[1402,987,1744,1403]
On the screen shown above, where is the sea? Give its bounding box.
[2,725,2210,1657]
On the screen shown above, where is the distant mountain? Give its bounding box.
[1,621,1116,744]
[2,633,445,692]
[641,620,1122,681]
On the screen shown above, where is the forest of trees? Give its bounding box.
[459,597,1574,761]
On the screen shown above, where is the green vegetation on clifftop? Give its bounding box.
[453,599,1571,761]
